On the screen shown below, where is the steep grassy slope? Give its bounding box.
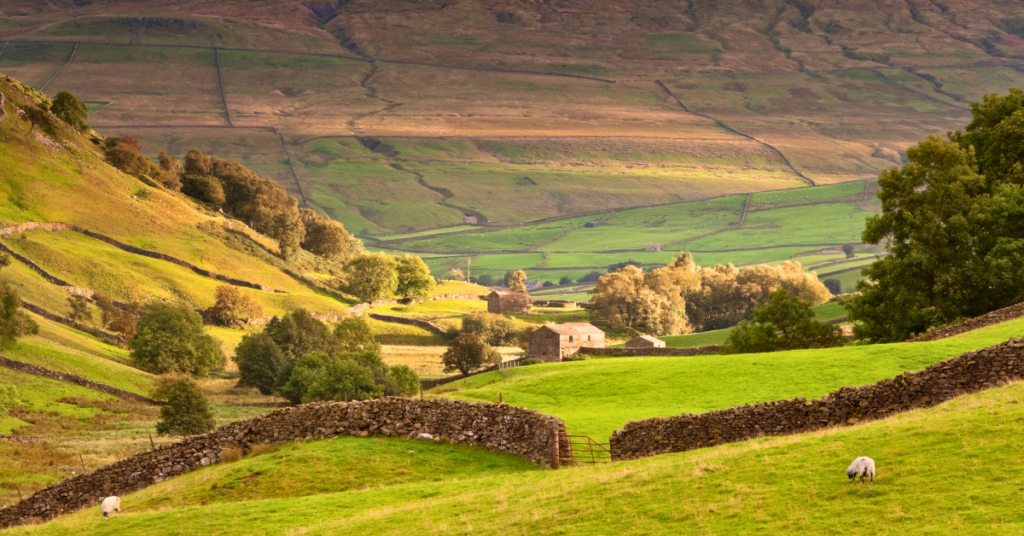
[16,380,1024,535]
[432,316,1024,439]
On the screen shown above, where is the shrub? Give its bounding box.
[823,278,842,295]
[441,333,501,376]
[559,276,573,285]
[50,90,90,133]
[389,365,420,397]
[131,303,225,375]
[153,376,215,437]
[0,258,39,346]
[520,358,544,366]
[842,244,855,258]
[542,281,554,287]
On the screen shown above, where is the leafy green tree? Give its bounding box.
[50,91,90,132]
[154,377,215,437]
[333,316,381,354]
[721,289,846,354]
[559,276,573,285]
[0,279,38,346]
[823,278,842,295]
[263,309,340,361]
[233,332,287,396]
[841,244,855,258]
[207,285,265,327]
[579,271,602,283]
[342,253,399,301]
[395,255,435,299]
[130,303,225,375]
[92,291,120,328]
[389,365,420,397]
[281,351,382,404]
[441,333,501,376]
[299,208,363,262]
[66,295,91,324]
[508,269,528,292]
[476,274,495,287]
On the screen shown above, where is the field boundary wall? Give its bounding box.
[20,300,124,345]
[0,355,159,405]
[0,398,569,528]
[583,346,720,357]
[610,337,1024,461]
[911,302,1024,342]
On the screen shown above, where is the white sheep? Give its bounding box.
[846,456,875,485]
[99,496,121,519]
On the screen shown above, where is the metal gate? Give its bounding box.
[566,435,611,465]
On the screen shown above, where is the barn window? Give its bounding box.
[569,336,574,342]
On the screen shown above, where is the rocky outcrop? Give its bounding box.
[610,337,1024,461]
[0,355,159,405]
[0,397,569,528]
[912,302,1024,342]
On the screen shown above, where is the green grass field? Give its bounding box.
[17,380,1024,535]
[432,316,1024,439]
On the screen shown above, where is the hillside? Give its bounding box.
[13,375,1024,534]
[3,0,1023,240]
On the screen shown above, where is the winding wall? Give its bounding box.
[911,302,1024,342]
[0,355,159,405]
[611,337,1024,461]
[0,397,569,528]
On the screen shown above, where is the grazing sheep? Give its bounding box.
[416,433,434,441]
[99,496,121,518]
[846,456,875,485]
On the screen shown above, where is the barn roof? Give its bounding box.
[544,323,604,336]
[488,290,530,297]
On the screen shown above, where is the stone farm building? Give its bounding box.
[463,215,478,224]
[528,323,605,362]
[645,243,661,252]
[625,335,665,348]
[487,291,532,314]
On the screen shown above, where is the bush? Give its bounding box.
[130,303,225,375]
[281,351,382,404]
[520,358,544,366]
[0,278,38,346]
[542,281,554,287]
[153,376,215,437]
[562,354,590,362]
[823,278,842,295]
[441,333,501,376]
[559,276,573,285]
[50,91,90,133]
[389,365,420,397]
[720,289,847,354]
[842,244,855,258]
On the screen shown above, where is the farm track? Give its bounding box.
[38,41,77,92]
[655,80,815,187]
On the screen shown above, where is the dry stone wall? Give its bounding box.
[611,337,1024,461]
[0,397,569,528]
[912,302,1024,342]
[20,301,124,345]
[0,355,159,405]
[0,222,283,293]
[583,346,720,357]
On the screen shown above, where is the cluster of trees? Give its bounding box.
[233,311,418,404]
[443,312,538,375]
[103,143,363,262]
[129,303,226,376]
[847,89,1024,341]
[721,289,847,354]
[590,252,832,336]
[340,253,435,301]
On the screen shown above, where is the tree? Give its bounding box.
[271,210,305,260]
[342,253,399,301]
[441,333,501,376]
[207,285,265,327]
[579,271,602,283]
[107,299,142,338]
[298,208,363,262]
[156,152,183,191]
[263,309,340,361]
[823,278,842,295]
[333,316,381,354]
[559,276,573,286]
[720,289,847,354]
[180,173,226,206]
[508,269,528,292]
[66,294,91,324]
[461,312,520,346]
[130,303,225,375]
[280,351,382,404]
[0,279,39,346]
[542,281,554,287]
[153,377,215,437]
[92,291,120,328]
[395,255,435,299]
[233,332,287,396]
[842,244,856,258]
[389,365,420,397]
[476,274,495,287]
[50,91,90,133]
[589,265,689,336]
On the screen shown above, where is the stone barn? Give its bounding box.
[645,243,661,252]
[528,323,605,362]
[625,335,665,348]
[463,215,478,224]
[487,291,532,315]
